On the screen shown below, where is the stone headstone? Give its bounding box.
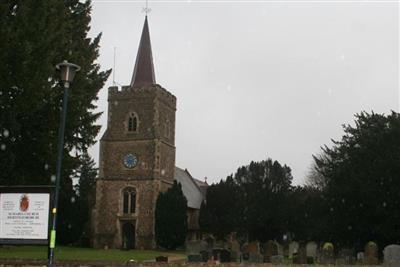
[249,253,263,263]
[200,250,209,262]
[364,241,379,265]
[229,239,240,252]
[306,241,318,259]
[298,243,307,264]
[384,244,400,266]
[229,239,241,262]
[357,252,364,262]
[337,248,355,264]
[186,240,207,255]
[245,241,260,254]
[187,254,202,262]
[242,241,262,263]
[220,249,231,263]
[321,242,335,264]
[264,240,279,262]
[270,255,284,264]
[293,242,307,264]
[214,240,227,249]
[277,242,284,256]
[205,235,215,251]
[288,241,299,258]
[283,244,289,257]
[212,248,231,262]
[242,252,250,261]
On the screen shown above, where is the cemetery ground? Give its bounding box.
[0,245,185,262]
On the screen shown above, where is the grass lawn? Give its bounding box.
[0,245,185,262]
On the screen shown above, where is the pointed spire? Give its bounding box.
[130,16,156,88]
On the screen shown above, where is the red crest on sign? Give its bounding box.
[20,194,29,212]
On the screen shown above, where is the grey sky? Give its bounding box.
[88,1,399,185]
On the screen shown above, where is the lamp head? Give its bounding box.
[56,60,81,88]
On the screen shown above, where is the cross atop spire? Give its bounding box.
[142,0,151,15]
[130,16,156,88]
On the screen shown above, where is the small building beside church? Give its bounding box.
[91,16,207,249]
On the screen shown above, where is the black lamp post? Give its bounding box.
[48,60,80,267]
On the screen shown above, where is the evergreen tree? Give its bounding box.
[200,157,293,242]
[155,181,188,250]
[233,158,293,241]
[314,111,400,246]
[72,152,97,246]
[0,1,110,244]
[199,176,241,239]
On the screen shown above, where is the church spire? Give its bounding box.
[130,16,156,88]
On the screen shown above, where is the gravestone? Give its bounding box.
[364,241,379,265]
[320,242,335,264]
[246,241,260,254]
[187,254,202,262]
[264,240,279,262]
[214,240,227,249]
[212,248,230,262]
[229,239,241,262]
[205,235,215,252]
[298,242,307,264]
[270,255,284,264]
[337,248,355,264]
[357,252,364,262]
[283,244,289,257]
[306,241,318,260]
[242,241,262,263]
[383,244,400,266]
[186,240,208,262]
[288,241,299,258]
[200,250,209,262]
[293,242,307,264]
[186,240,207,255]
[249,253,263,263]
[277,242,283,256]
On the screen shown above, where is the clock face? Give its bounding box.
[123,153,138,168]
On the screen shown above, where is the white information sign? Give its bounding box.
[0,193,50,240]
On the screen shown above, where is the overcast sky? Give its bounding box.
[88,0,399,185]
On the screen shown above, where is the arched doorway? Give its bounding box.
[121,222,135,250]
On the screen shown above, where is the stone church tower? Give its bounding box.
[92,16,176,249]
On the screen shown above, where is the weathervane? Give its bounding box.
[142,0,151,15]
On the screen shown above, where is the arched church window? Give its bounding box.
[128,113,138,132]
[122,188,136,214]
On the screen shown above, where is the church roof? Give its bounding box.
[174,167,206,210]
[193,178,208,196]
[130,16,156,88]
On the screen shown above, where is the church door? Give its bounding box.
[122,222,135,250]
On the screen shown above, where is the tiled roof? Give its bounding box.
[174,167,206,209]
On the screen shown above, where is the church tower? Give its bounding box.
[92,16,176,249]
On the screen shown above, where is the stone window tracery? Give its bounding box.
[122,187,136,214]
[127,113,138,132]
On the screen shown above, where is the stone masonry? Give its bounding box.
[91,84,177,249]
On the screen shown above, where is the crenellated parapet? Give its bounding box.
[108,84,176,109]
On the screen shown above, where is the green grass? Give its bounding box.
[0,246,185,262]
